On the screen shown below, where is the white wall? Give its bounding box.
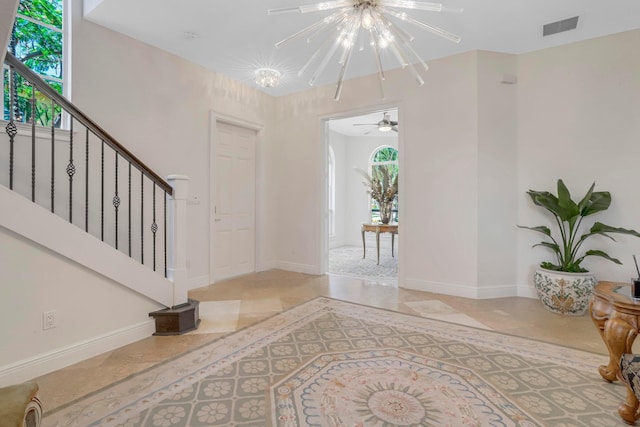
[477,52,519,296]
[329,131,347,248]
[0,225,160,384]
[344,136,398,246]
[517,29,640,287]
[0,3,278,383]
[330,131,399,249]
[273,51,487,291]
[274,31,640,296]
[6,7,640,382]
[72,2,277,284]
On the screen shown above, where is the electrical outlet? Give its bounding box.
[43,310,56,330]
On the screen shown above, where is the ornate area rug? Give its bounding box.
[44,298,623,427]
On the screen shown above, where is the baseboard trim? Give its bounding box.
[273,261,319,275]
[517,285,538,299]
[402,279,531,299]
[402,279,477,298]
[257,260,278,272]
[0,320,155,386]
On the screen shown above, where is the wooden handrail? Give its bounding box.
[4,53,173,195]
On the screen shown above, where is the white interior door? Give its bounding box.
[212,121,256,281]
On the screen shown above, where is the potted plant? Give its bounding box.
[355,165,398,224]
[519,179,640,315]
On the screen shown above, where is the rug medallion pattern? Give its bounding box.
[44,298,622,427]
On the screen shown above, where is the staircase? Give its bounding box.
[0,51,197,384]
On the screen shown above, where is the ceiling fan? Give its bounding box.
[353,112,398,133]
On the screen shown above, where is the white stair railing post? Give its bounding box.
[167,175,189,306]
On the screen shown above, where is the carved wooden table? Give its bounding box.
[361,223,398,265]
[590,281,640,425]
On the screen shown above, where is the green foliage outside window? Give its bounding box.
[370,146,399,222]
[4,0,63,127]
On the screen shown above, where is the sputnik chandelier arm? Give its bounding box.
[268,0,462,100]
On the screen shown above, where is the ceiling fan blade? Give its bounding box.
[390,121,398,126]
[353,123,376,126]
[392,126,399,132]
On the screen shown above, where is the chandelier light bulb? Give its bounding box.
[362,9,374,29]
[255,68,282,88]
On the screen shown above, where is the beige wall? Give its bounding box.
[477,52,518,294]
[272,51,489,294]
[1,1,278,384]
[71,1,277,285]
[4,5,640,382]
[0,224,160,382]
[271,30,640,296]
[517,29,640,286]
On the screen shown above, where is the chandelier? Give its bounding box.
[269,1,462,100]
[255,68,282,87]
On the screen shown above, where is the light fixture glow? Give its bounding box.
[255,68,282,88]
[269,0,462,100]
[378,122,393,132]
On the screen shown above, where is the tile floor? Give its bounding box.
[35,269,607,414]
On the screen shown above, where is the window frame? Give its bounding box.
[368,145,399,223]
[3,0,70,128]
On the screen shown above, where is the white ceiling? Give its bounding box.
[84,0,640,98]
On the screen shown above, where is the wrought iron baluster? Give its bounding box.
[164,191,167,278]
[128,163,132,257]
[50,100,55,212]
[5,118,17,190]
[101,140,104,241]
[85,129,89,232]
[5,65,17,190]
[67,118,75,222]
[141,172,144,265]
[113,152,120,249]
[3,49,177,280]
[151,183,158,272]
[31,84,36,202]
[7,40,17,190]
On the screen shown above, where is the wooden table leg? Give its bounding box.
[619,383,640,425]
[362,227,366,259]
[599,316,638,382]
[376,230,380,265]
[391,232,395,258]
[591,297,640,425]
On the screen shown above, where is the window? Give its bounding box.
[3,0,66,127]
[369,146,399,223]
[328,145,336,237]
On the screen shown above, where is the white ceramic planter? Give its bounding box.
[532,268,597,316]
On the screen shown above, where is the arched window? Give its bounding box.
[328,145,336,237]
[369,146,398,223]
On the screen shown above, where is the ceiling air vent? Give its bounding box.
[543,16,579,37]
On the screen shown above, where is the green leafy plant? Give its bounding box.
[518,179,640,273]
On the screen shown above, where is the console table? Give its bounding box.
[590,281,640,424]
[361,223,398,265]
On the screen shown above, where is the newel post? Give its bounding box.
[167,174,189,306]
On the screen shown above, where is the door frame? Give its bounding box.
[209,111,263,283]
[318,102,405,285]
